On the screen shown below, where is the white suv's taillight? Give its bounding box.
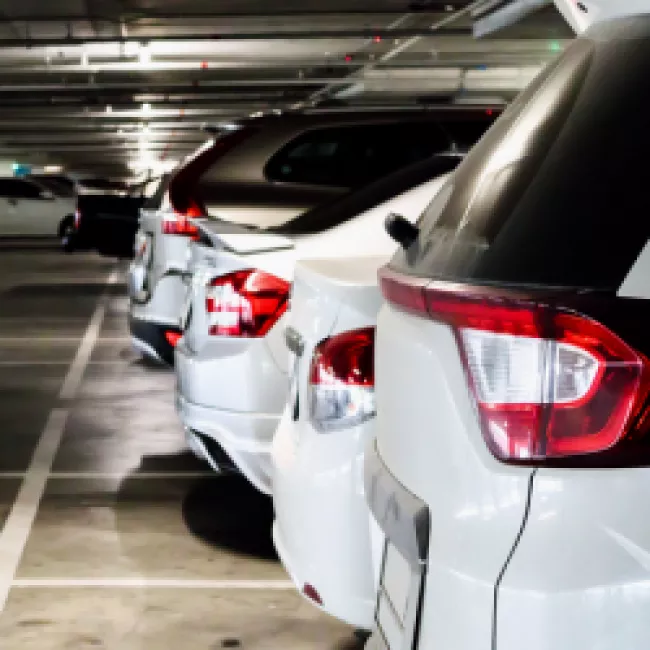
[380,269,650,464]
[205,269,290,337]
[308,328,376,433]
[161,214,200,239]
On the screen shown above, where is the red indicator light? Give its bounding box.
[165,331,182,347]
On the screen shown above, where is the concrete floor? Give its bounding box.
[0,244,357,649]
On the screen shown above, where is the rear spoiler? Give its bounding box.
[191,219,294,255]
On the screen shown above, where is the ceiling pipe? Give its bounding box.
[0,27,472,48]
[0,10,438,22]
[298,0,494,108]
[473,0,552,38]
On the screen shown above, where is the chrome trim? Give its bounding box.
[364,440,429,567]
[284,326,305,357]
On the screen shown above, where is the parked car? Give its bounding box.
[28,174,76,198]
[128,106,499,364]
[174,156,459,495]
[0,176,75,238]
[366,17,650,650]
[272,256,385,630]
[71,175,168,256]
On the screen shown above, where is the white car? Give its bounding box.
[175,157,458,495]
[272,256,386,630]
[0,176,74,237]
[367,19,650,650]
[128,202,204,365]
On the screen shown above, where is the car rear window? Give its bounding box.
[273,153,463,236]
[264,122,451,188]
[389,30,650,292]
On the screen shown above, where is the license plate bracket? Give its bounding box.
[375,540,425,650]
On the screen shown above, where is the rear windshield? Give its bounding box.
[390,28,650,292]
[273,153,462,236]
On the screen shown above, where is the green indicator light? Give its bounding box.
[549,41,562,53]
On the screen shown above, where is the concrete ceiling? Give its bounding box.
[0,0,573,178]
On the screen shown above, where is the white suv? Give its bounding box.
[367,18,650,650]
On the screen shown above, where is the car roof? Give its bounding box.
[206,105,501,132]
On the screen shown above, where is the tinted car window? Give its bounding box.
[0,179,43,199]
[143,175,170,209]
[274,154,463,236]
[265,123,451,188]
[391,28,650,291]
[28,175,74,197]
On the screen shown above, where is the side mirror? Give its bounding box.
[385,213,419,250]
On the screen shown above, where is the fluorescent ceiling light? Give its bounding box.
[139,43,151,65]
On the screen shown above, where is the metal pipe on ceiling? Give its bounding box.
[297,0,492,107]
[0,27,472,47]
[473,0,552,37]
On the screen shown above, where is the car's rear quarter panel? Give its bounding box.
[375,302,533,650]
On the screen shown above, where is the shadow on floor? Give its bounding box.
[2,283,114,298]
[181,475,277,561]
[115,451,277,561]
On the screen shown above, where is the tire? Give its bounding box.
[58,216,75,253]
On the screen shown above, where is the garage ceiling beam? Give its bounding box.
[473,0,552,37]
[298,0,491,107]
[0,10,458,22]
[0,27,472,47]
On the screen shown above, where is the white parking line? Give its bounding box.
[0,336,130,343]
[0,472,214,480]
[59,270,120,400]
[0,361,126,366]
[0,268,117,611]
[0,408,70,610]
[11,578,294,589]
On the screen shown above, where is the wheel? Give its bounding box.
[58,216,75,253]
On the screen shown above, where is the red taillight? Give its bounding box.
[380,269,650,463]
[74,207,81,229]
[308,328,376,432]
[302,583,323,606]
[205,269,290,338]
[165,331,182,347]
[161,215,200,239]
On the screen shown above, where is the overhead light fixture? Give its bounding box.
[123,41,140,57]
[81,51,89,67]
[141,123,150,134]
[44,165,63,173]
[139,43,151,65]
[105,105,113,114]
[141,102,151,114]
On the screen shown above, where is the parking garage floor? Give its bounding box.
[0,244,356,649]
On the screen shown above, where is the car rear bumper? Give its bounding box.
[364,440,430,650]
[271,408,377,629]
[175,390,278,495]
[128,313,180,366]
